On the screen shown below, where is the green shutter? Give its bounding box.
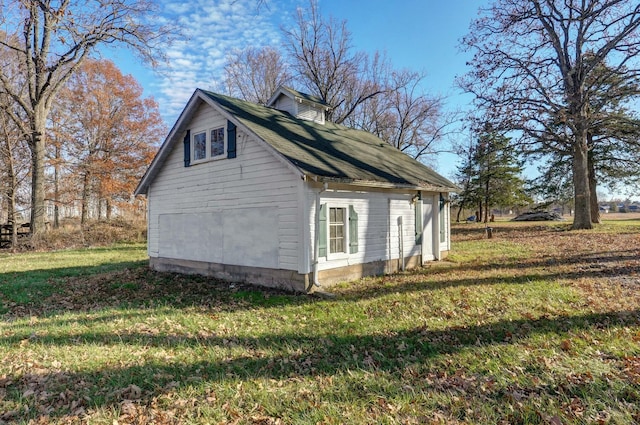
[318,203,327,257]
[415,194,422,244]
[227,120,237,158]
[183,129,191,167]
[349,205,358,254]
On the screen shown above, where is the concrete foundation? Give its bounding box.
[150,254,434,293]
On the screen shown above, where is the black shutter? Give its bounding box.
[183,129,191,167]
[227,120,237,159]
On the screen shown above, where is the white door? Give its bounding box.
[421,195,435,262]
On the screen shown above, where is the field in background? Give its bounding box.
[0,219,639,424]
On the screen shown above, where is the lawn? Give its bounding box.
[0,223,639,424]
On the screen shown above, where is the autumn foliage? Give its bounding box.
[49,59,165,225]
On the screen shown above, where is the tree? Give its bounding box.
[457,129,530,223]
[347,69,455,161]
[460,0,640,229]
[222,0,452,163]
[282,0,386,124]
[54,59,164,224]
[0,34,30,245]
[0,0,169,236]
[223,46,293,105]
[453,137,480,222]
[529,60,640,224]
[0,100,30,247]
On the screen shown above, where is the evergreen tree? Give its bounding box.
[457,130,531,223]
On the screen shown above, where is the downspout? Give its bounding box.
[398,216,405,271]
[313,182,328,287]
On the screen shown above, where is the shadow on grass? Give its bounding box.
[0,261,307,319]
[2,308,639,421]
[3,239,639,318]
[336,246,640,301]
[2,223,639,320]
[0,260,149,315]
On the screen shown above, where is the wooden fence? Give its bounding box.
[0,223,31,248]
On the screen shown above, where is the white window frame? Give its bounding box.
[192,130,207,162]
[326,204,350,260]
[191,125,226,163]
[210,127,226,159]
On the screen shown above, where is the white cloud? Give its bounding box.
[153,0,288,122]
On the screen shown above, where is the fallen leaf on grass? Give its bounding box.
[560,339,572,352]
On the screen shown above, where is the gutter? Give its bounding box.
[312,176,459,193]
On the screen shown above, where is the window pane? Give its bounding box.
[194,132,206,160]
[328,207,346,254]
[330,239,337,253]
[211,127,225,157]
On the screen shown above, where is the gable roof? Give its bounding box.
[135,89,458,195]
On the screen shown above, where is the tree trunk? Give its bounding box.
[456,204,463,222]
[484,179,490,223]
[588,148,601,224]
[53,143,60,229]
[5,144,17,248]
[30,131,46,236]
[106,199,112,220]
[571,132,592,230]
[29,107,48,236]
[81,170,91,225]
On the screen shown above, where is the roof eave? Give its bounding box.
[134,90,207,196]
[309,175,459,193]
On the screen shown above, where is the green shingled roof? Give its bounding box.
[202,90,458,192]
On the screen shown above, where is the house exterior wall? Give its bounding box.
[303,186,447,287]
[272,96,295,116]
[441,193,451,254]
[296,103,325,124]
[147,101,301,276]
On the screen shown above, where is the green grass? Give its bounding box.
[0,244,147,312]
[0,228,639,424]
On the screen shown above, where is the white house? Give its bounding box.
[135,87,459,293]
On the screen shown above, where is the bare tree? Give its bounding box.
[223,46,292,105]
[282,0,386,124]
[350,69,455,161]
[0,97,30,248]
[0,0,170,236]
[459,0,640,230]
[279,0,453,160]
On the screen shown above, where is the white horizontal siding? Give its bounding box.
[273,96,295,116]
[304,189,422,272]
[297,103,324,124]
[147,102,299,271]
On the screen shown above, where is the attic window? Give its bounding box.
[211,127,225,157]
[192,126,226,162]
[193,131,206,161]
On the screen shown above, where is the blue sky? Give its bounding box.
[105,0,487,178]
